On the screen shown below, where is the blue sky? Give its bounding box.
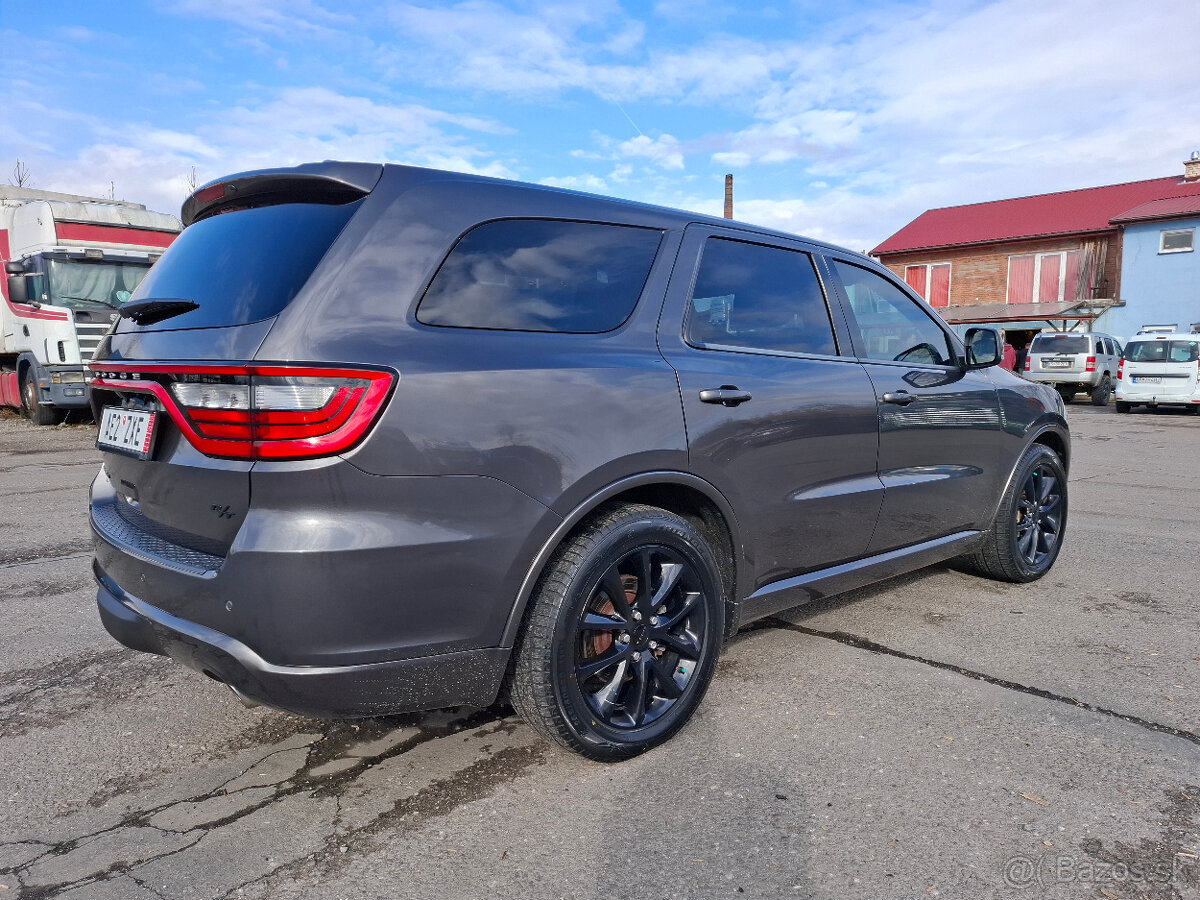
[1,0,1196,251]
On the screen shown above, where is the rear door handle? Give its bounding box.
[881,390,918,406]
[699,387,753,407]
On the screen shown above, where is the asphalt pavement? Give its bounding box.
[0,404,1196,900]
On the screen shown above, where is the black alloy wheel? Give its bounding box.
[960,443,1068,583]
[511,504,724,760]
[1012,462,1063,570]
[572,544,708,729]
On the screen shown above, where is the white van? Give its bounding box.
[1115,331,1200,414]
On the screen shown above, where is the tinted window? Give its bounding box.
[832,260,953,365]
[1125,340,1200,363]
[1030,333,1089,354]
[685,238,836,355]
[125,201,360,330]
[417,220,662,333]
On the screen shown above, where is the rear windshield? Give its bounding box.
[122,201,360,330]
[1124,339,1200,363]
[1030,333,1089,354]
[416,219,663,333]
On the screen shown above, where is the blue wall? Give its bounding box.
[1096,217,1200,342]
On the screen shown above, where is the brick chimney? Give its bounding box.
[724,174,733,219]
[1185,151,1200,183]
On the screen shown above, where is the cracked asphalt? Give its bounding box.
[1,404,1197,900]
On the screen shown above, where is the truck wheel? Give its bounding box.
[1089,378,1111,406]
[21,373,59,426]
[960,444,1067,583]
[511,504,724,760]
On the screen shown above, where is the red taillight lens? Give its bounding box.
[1085,356,1096,372]
[89,363,394,460]
[1023,357,1031,371]
[1117,360,1124,380]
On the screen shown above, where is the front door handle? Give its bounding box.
[881,390,918,406]
[699,386,753,407]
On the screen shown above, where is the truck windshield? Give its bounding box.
[46,260,150,310]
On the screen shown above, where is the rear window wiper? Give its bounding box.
[119,298,199,326]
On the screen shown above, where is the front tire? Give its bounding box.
[511,504,724,760]
[963,444,1067,583]
[21,373,59,426]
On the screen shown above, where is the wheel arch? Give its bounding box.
[985,422,1070,526]
[500,471,745,649]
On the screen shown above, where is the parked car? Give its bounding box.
[88,162,1071,759]
[1022,331,1123,405]
[1115,331,1200,414]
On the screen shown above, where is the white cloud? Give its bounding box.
[618,134,685,170]
[14,85,513,216]
[167,0,355,39]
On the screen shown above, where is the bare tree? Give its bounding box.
[10,159,31,187]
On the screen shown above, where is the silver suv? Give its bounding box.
[1023,331,1122,405]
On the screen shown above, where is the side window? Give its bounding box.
[685,238,837,356]
[832,260,954,366]
[417,219,663,333]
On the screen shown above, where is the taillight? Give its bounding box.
[1023,357,1031,371]
[1117,360,1124,380]
[1085,356,1096,372]
[89,363,394,460]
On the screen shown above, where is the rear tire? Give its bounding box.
[1057,386,1075,404]
[21,373,59,426]
[1089,378,1111,406]
[511,504,724,760]
[1115,401,1131,414]
[961,444,1067,583]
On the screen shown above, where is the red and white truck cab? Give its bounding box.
[1,186,180,423]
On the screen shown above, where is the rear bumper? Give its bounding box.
[95,562,510,718]
[1115,382,1200,404]
[1024,372,1101,389]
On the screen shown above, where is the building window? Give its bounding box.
[903,263,951,307]
[1160,229,1195,254]
[1007,250,1082,304]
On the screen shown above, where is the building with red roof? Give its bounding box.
[872,155,1200,342]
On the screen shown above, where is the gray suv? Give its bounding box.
[89,162,1070,759]
[1023,331,1122,405]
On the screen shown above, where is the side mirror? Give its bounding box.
[7,274,29,305]
[6,273,44,308]
[964,327,1001,368]
[5,261,26,275]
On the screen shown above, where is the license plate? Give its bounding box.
[97,407,157,459]
[1043,360,1072,368]
[1133,376,1162,384]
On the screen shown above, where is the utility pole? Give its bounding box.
[723,174,733,219]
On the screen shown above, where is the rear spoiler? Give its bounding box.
[182,161,383,226]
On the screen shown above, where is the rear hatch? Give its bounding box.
[1027,332,1091,376]
[1120,337,1200,399]
[90,164,383,562]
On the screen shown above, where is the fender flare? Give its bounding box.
[498,470,745,648]
[985,421,1070,525]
